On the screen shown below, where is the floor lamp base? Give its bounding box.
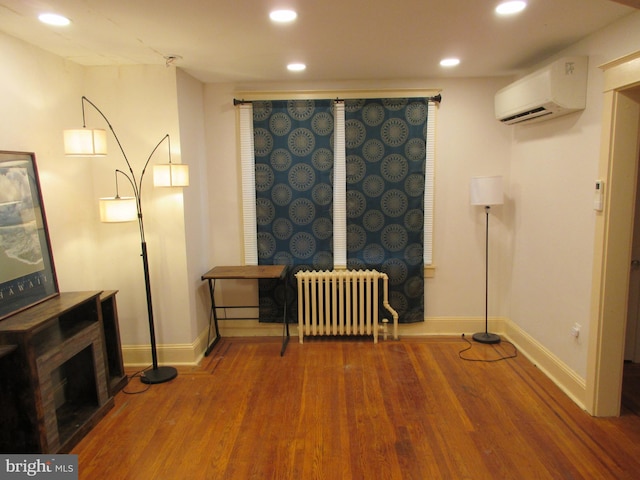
[141,366,178,384]
[472,332,501,344]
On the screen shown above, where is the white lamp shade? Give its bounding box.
[470,176,504,206]
[64,128,108,156]
[99,196,137,222]
[153,163,190,187]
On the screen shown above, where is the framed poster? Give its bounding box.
[0,151,58,320]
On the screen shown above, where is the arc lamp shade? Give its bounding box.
[64,128,108,156]
[153,163,190,187]
[99,196,137,223]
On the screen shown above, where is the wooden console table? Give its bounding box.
[201,265,289,356]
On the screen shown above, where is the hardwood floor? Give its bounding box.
[72,337,640,479]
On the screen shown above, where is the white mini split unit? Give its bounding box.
[495,56,588,125]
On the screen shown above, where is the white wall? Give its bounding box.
[508,11,640,379]
[0,32,96,292]
[204,84,245,268]
[202,84,261,314]
[176,69,212,348]
[425,78,512,321]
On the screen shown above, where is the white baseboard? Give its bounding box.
[501,319,587,410]
[122,320,285,366]
[122,328,208,367]
[217,319,288,337]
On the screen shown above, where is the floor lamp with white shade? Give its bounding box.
[470,175,504,344]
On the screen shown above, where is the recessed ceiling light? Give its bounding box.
[495,1,527,16]
[287,63,306,72]
[270,9,297,23]
[440,58,460,67]
[38,13,71,26]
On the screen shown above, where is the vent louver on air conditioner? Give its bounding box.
[495,56,588,125]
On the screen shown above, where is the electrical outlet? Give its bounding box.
[571,323,581,338]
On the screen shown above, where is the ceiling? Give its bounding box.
[0,0,637,84]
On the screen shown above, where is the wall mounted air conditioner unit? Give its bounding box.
[495,56,588,125]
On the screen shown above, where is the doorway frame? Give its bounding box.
[587,51,640,416]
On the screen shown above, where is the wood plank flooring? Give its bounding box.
[72,337,640,479]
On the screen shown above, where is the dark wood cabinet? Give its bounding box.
[100,290,127,395]
[0,291,114,453]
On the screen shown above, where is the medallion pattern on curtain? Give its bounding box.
[344,98,427,323]
[253,100,334,322]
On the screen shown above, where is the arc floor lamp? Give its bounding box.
[470,175,503,344]
[64,96,189,384]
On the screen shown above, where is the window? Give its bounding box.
[238,92,438,323]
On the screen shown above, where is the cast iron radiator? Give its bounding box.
[295,270,398,343]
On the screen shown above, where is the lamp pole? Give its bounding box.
[471,205,500,344]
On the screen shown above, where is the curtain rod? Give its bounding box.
[234,93,441,106]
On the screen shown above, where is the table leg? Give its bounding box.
[205,278,221,356]
[280,275,290,356]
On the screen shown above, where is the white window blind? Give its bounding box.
[423,100,436,266]
[239,103,258,265]
[333,100,347,269]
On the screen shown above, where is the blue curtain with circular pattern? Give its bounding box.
[253,100,334,322]
[344,98,426,323]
